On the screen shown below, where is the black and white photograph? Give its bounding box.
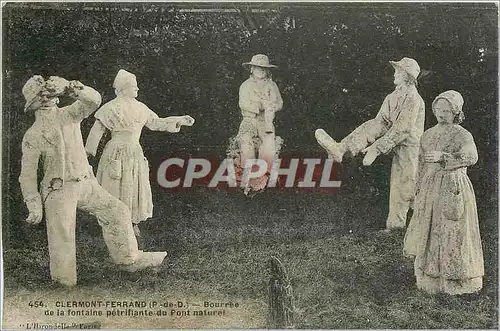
[1,2,498,329]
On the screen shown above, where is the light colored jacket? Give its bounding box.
[373,84,425,154]
[238,76,283,116]
[19,86,101,202]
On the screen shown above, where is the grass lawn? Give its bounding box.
[3,186,498,329]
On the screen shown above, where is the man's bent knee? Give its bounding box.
[111,200,132,224]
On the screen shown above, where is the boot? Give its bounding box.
[315,129,345,162]
[120,251,168,272]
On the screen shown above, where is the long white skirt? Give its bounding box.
[96,139,153,224]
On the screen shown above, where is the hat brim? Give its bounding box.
[242,62,278,68]
[389,60,402,70]
[389,60,420,80]
[24,96,37,112]
[23,83,46,112]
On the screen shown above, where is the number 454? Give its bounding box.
[29,301,45,308]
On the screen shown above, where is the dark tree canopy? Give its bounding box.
[2,2,497,246]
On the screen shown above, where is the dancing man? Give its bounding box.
[19,75,167,286]
[316,57,425,230]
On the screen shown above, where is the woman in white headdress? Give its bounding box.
[404,90,484,295]
[85,69,194,236]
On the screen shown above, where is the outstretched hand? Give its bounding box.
[180,115,195,127]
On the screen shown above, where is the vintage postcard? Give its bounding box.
[1,1,498,329]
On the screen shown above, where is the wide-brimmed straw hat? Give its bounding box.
[22,75,46,112]
[389,57,420,80]
[242,54,277,69]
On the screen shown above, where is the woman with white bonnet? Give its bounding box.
[85,69,194,237]
[404,90,484,295]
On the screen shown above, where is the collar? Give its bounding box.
[115,96,139,105]
[116,95,137,100]
[249,75,270,84]
[394,83,415,93]
[35,106,59,118]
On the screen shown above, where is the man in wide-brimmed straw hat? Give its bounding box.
[235,54,283,193]
[19,75,168,287]
[315,57,425,230]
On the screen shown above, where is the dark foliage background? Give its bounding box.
[2,2,497,278]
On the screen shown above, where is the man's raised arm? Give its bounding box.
[64,81,102,122]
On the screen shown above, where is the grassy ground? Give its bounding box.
[3,186,498,329]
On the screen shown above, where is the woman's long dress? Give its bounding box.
[404,124,484,295]
[89,97,179,225]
